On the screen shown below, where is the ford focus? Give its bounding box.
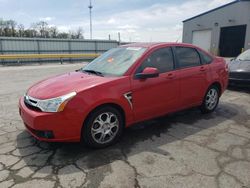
[19,43,228,148]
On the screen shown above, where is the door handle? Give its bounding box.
[200,66,206,71]
[166,73,175,79]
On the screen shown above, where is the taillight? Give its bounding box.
[225,63,229,72]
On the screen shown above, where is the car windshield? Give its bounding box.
[236,49,250,61]
[82,47,147,76]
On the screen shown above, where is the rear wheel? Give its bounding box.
[200,85,219,113]
[82,106,124,148]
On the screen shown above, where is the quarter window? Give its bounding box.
[175,47,201,68]
[137,47,174,73]
[198,50,213,64]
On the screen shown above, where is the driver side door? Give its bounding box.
[131,47,180,122]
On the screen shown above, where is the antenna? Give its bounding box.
[88,0,93,39]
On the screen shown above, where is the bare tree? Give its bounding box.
[69,30,76,39]
[17,24,25,37]
[49,26,58,38]
[0,18,85,39]
[69,27,84,39]
[24,29,38,38]
[76,27,84,39]
[33,21,49,38]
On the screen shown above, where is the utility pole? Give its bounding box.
[88,0,93,39]
[118,32,121,44]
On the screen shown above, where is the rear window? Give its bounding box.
[175,47,201,68]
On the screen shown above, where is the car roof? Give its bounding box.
[121,42,214,58]
[121,42,196,49]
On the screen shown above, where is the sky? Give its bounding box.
[0,0,233,42]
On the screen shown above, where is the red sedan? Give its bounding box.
[19,43,229,148]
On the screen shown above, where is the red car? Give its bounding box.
[19,43,228,148]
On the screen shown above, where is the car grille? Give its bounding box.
[24,95,41,112]
[229,72,250,80]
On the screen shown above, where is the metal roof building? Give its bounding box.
[182,0,250,57]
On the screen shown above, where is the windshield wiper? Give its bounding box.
[82,69,104,77]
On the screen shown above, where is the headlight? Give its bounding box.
[37,92,77,113]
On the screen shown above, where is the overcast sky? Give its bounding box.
[0,0,233,42]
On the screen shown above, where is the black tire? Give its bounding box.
[82,106,124,148]
[200,85,220,114]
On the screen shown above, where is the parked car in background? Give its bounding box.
[19,43,228,148]
[228,49,250,86]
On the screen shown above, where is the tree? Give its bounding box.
[57,32,69,39]
[49,26,58,38]
[75,27,84,39]
[17,24,25,37]
[33,21,49,38]
[0,18,4,36]
[0,18,85,39]
[24,29,38,38]
[0,19,17,37]
[69,27,84,39]
[4,23,11,36]
[9,20,17,37]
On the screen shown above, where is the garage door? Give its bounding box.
[192,30,212,52]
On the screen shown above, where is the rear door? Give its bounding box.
[173,46,210,108]
[131,47,180,122]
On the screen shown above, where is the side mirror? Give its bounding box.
[135,67,159,79]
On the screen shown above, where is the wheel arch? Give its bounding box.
[208,81,222,96]
[81,102,126,136]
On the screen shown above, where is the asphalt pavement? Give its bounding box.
[0,63,249,188]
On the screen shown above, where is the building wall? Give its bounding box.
[182,1,250,55]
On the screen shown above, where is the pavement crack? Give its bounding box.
[120,148,141,188]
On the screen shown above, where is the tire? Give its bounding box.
[82,106,124,148]
[200,85,220,114]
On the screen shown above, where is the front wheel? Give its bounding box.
[82,106,124,148]
[200,86,220,114]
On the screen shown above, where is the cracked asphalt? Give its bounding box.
[0,63,250,188]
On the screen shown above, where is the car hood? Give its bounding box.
[27,71,118,99]
[229,60,250,72]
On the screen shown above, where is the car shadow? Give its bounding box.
[16,101,248,181]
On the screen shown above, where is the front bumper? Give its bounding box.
[229,78,250,87]
[229,72,250,87]
[19,97,82,142]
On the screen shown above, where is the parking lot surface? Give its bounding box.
[0,63,250,188]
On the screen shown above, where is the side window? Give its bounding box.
[138,47,174,73]
[198,50,213,64]
[175,47,201,68]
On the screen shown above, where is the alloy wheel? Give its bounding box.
[91,112,119,144]
[205,88,218,110]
